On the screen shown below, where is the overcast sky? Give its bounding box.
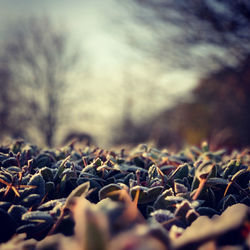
[0,0,132,69]
[0,0,198,146]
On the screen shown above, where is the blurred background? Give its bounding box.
[0,0,249,150]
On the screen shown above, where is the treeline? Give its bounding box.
[0,17,79,147]
[114,56,250,150]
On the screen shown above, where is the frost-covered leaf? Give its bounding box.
[8,205,27,224]
[98,183,122,201]
[22,211,53,225]
[65,181,90,208]
[27,173,45,199]
[168,164,189,181]
[40,167,54,182]
[21,194,41,207]
[130,185,163,204]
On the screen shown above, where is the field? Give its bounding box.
[0,140,249,250]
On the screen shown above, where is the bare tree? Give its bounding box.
[0,64,20,138]
[0,65,11,134]
[126,0,250,72]
[2,16,79,146]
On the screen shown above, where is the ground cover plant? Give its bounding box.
[0,140,249,250]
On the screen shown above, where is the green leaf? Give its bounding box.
[22,211,53,224]
[54,155,71,181]
[35,154,53,168]
[222,194,237,211]
[168,163,189,181]
[224,169,250,196]
[21,194,41,207]
[148,165,160,181]
[40,167,54,182]
[38,198,65,211]
[130,186,163,204]
[27,173,45,199]
[45,181,55,195]
[206,178,228,186]
[174,200,192,218]
[185,209,199,225]
[64,181,90,208]
[195,161,214,179]
[98,183,122,201]
[7,205,27,224]
[174,181,188,194]
[6,166,22,173]
[191,176,200,191]
[153,188,175,210]
[222,160,244,179]
[197,207,219,217]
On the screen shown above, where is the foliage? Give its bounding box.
[0,140,249,249]
[115,54,250,150]
[128,0,250,71]
[165,55,250,149]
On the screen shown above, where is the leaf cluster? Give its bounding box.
[0,140,249,249]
